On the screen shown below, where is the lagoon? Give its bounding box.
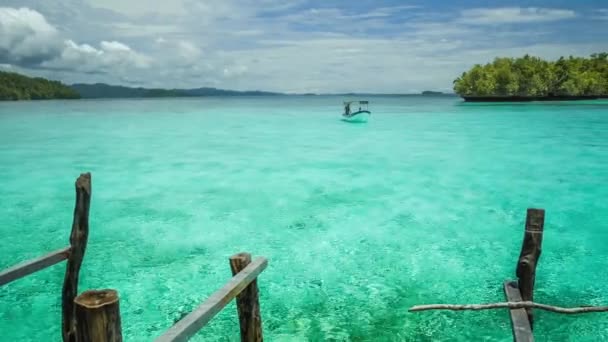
[1,96,608,341]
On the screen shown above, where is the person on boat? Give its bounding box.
[344,104,350,116]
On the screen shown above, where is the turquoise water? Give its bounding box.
[1,97,608,341]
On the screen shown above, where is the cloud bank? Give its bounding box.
[459,7,576,25]
[0,6,149,76]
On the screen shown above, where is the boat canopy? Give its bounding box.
[344,100,369,105]
[344,100,369,111]
[343,100,370,118]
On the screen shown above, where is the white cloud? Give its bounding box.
[85,0,187,16]
[459,7,576,25]
[111,22,182,37]
[279,6,418,33]
[176,41,202,59]
[347,5,420,19]
[0,7,62,65]
[0,7,150,75]
[232,29,264,37]
[100,40,131,53]
[149,39,203,69]
[41,39,150,73]
[595,9,608,20]
[222,65,248,78]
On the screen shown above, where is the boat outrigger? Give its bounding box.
[342,100,371,123]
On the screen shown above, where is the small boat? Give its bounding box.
[342,100,371,123]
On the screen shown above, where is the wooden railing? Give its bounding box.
[72,252,267,342]
[0,172,91,342]
[409,208,608,342]
[155,253,267,342]
[0,246,71,286]
[0,173,268,342]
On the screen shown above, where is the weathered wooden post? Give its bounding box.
[74,289,123,342]
[62,173,92,342]
[229,253,263,342]
[516,208,545,327]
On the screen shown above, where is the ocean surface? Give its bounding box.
[1,96,608,341]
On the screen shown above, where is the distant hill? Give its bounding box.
[70,83,284,98]
[0,71,80,101]
[70,84,459,99]
[0,71,461,101]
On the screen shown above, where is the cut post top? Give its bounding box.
[75,289,119,309]
[76,172,92,195]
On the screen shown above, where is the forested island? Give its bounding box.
[0,71,80,100]
[453,53,608,101]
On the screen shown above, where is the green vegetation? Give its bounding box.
[0,71,80,100]
[453,53,608,98]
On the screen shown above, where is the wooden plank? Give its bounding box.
[504,281,534,342]
[63,173,92,342]
[155,257,268,342]
[0,246,70,286]
[229,253,263,342]
[75,289,123,342]
[516,208,545,326]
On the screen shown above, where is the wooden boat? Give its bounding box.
[342,100,370,123]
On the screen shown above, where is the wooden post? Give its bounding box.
[516,208,545,328]
[63,173,92,342]
[229,253,263,342]
[74,289,122,342]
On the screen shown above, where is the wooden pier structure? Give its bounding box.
[1,173,607,341]
[0,173,267,342]
[409,208,608,341]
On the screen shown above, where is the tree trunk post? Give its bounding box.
[62,173,92,342]
[229,253,263,342]
[74,289,123,342]
[516,208,545,328]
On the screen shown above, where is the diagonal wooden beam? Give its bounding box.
[504,281,534,342]
[155,257,268,342]
[0,247,70,286]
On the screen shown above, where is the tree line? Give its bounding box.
[453,53,608,98]
[0,71,80,100]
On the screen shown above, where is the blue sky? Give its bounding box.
[1,0,607,93]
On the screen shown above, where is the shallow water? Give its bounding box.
[1,96,608,341]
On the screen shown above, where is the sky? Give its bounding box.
[0,0,607,93]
